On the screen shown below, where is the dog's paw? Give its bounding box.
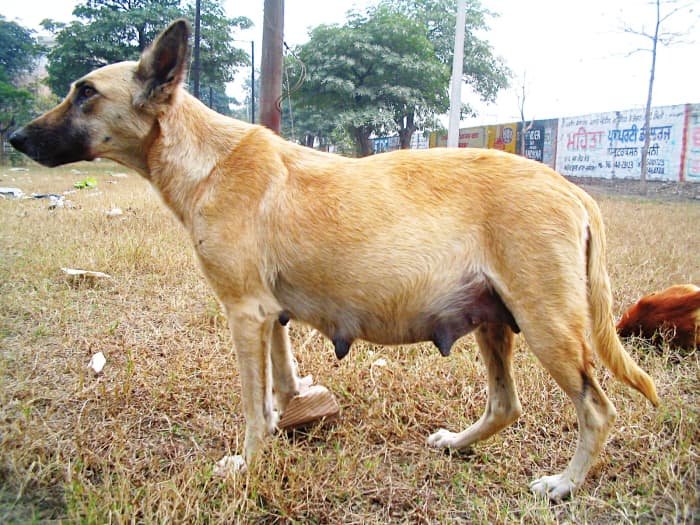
[266,409,280,434]
[427,428,459,449]
[529,473,576,502]
[213,454,247,477]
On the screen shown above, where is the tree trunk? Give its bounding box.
[640,0,660,188]
[352,126,373,157]
[398,112,416,149]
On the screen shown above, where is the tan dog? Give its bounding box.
[10,19,658,501]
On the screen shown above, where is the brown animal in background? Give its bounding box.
[9,19,658,501]
[617,284,700,350]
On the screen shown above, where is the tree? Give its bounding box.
[515,71,534,156]
[42,0,251,101]
[292,9,447,156]
[623,0,696,184]
[0,17,42,163]
[185,0,252,107]
[381,0,510,112]
[231,69,259,123]
[0,16,42,81]
[290,1,508,156]
[42,0,182,96]
[0,82,33,163]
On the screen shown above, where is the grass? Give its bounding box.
[1,161,698,524]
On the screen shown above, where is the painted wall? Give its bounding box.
[555,105,687,181]
[684,103,700,181]
[405,103,700,182]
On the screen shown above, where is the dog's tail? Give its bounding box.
[584,198,659,406]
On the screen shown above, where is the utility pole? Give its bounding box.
[193,0,201,98]
[447,0,466,147]
[250,40,255,123]
[259,0,284,133]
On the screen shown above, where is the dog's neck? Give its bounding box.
[144,90,256,226]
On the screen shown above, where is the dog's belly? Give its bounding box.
[274,275,518,358]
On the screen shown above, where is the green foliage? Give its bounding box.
[0,16,42,82]
[291,8,447,156]
[42,0,252,103]
[289,1,508,155]
[0,81,32,131]
[0,17,43,163]
[185,0,252,88]
[380,0,510,106]
[42,0,182,97]
[184,0,252,116]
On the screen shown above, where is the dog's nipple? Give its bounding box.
[332,338,352,360]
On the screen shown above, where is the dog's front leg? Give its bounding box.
[227,303,278,467]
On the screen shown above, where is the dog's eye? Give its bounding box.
[77,85,98,105]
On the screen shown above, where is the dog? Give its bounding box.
[617,284,700,350]
[10,19,658,501]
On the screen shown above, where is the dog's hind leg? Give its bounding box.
[526,333,617,501]
[428,322,521,449]
[270,321,300,414]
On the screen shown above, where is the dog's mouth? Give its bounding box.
[10,125,94,167]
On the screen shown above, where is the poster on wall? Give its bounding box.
[429,127,486,148]
[486,123,517,154]
[555,105,686,181]
[516,119,558,168]
[684,104,700,181]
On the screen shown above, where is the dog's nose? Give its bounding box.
[9,128,28,152]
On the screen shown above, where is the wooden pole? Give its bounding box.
[259,0,284,133]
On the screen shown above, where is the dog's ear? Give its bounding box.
[135,19,191,108]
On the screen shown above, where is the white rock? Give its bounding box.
[88,352,106,373]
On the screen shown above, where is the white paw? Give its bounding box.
[427,429,459,449]
[267,409,280,434]
[529,473,576,501]
[213,454,247,477]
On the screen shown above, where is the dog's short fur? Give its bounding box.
[10,20,659,500]
[617,284,700,350]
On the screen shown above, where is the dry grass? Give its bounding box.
[1,161,698,524]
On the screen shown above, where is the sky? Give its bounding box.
[2,0,699,126]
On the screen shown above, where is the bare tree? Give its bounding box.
[516,71,533,156]
[623,0,696,184]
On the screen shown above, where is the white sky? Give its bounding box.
[2,0,698,126]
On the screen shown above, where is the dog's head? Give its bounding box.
[9,19,191,174]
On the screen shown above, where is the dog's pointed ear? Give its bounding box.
[135,19,191,107]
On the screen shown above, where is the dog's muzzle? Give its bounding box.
[8,128,29,154]
[9,124,92,167]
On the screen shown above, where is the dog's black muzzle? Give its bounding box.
[9,124,92,167]
[8,128,30,155]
